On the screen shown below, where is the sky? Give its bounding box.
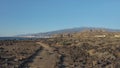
[0,0,120,36]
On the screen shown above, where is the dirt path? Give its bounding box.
[27,42,59,68]
[36,42,53,52]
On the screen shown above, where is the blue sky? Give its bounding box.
[0,0,120,36]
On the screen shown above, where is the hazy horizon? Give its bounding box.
[1,27,120,37]
[0,0,120,36]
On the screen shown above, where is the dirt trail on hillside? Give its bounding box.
[36,42,53,52]
[27,42,59,68]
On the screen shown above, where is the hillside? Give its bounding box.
[1,33,120,68]
[16,27,120,38]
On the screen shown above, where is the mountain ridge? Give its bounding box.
[16,27,120,38]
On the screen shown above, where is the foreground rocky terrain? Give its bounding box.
[0,31,120,68]
[0,40,42,68]
[38,37,120,68]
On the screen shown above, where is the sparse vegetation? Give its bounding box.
[0,31,120,68]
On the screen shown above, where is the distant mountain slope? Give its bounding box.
[16,27,120,38]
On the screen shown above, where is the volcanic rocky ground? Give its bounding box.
[0,36,120,68]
